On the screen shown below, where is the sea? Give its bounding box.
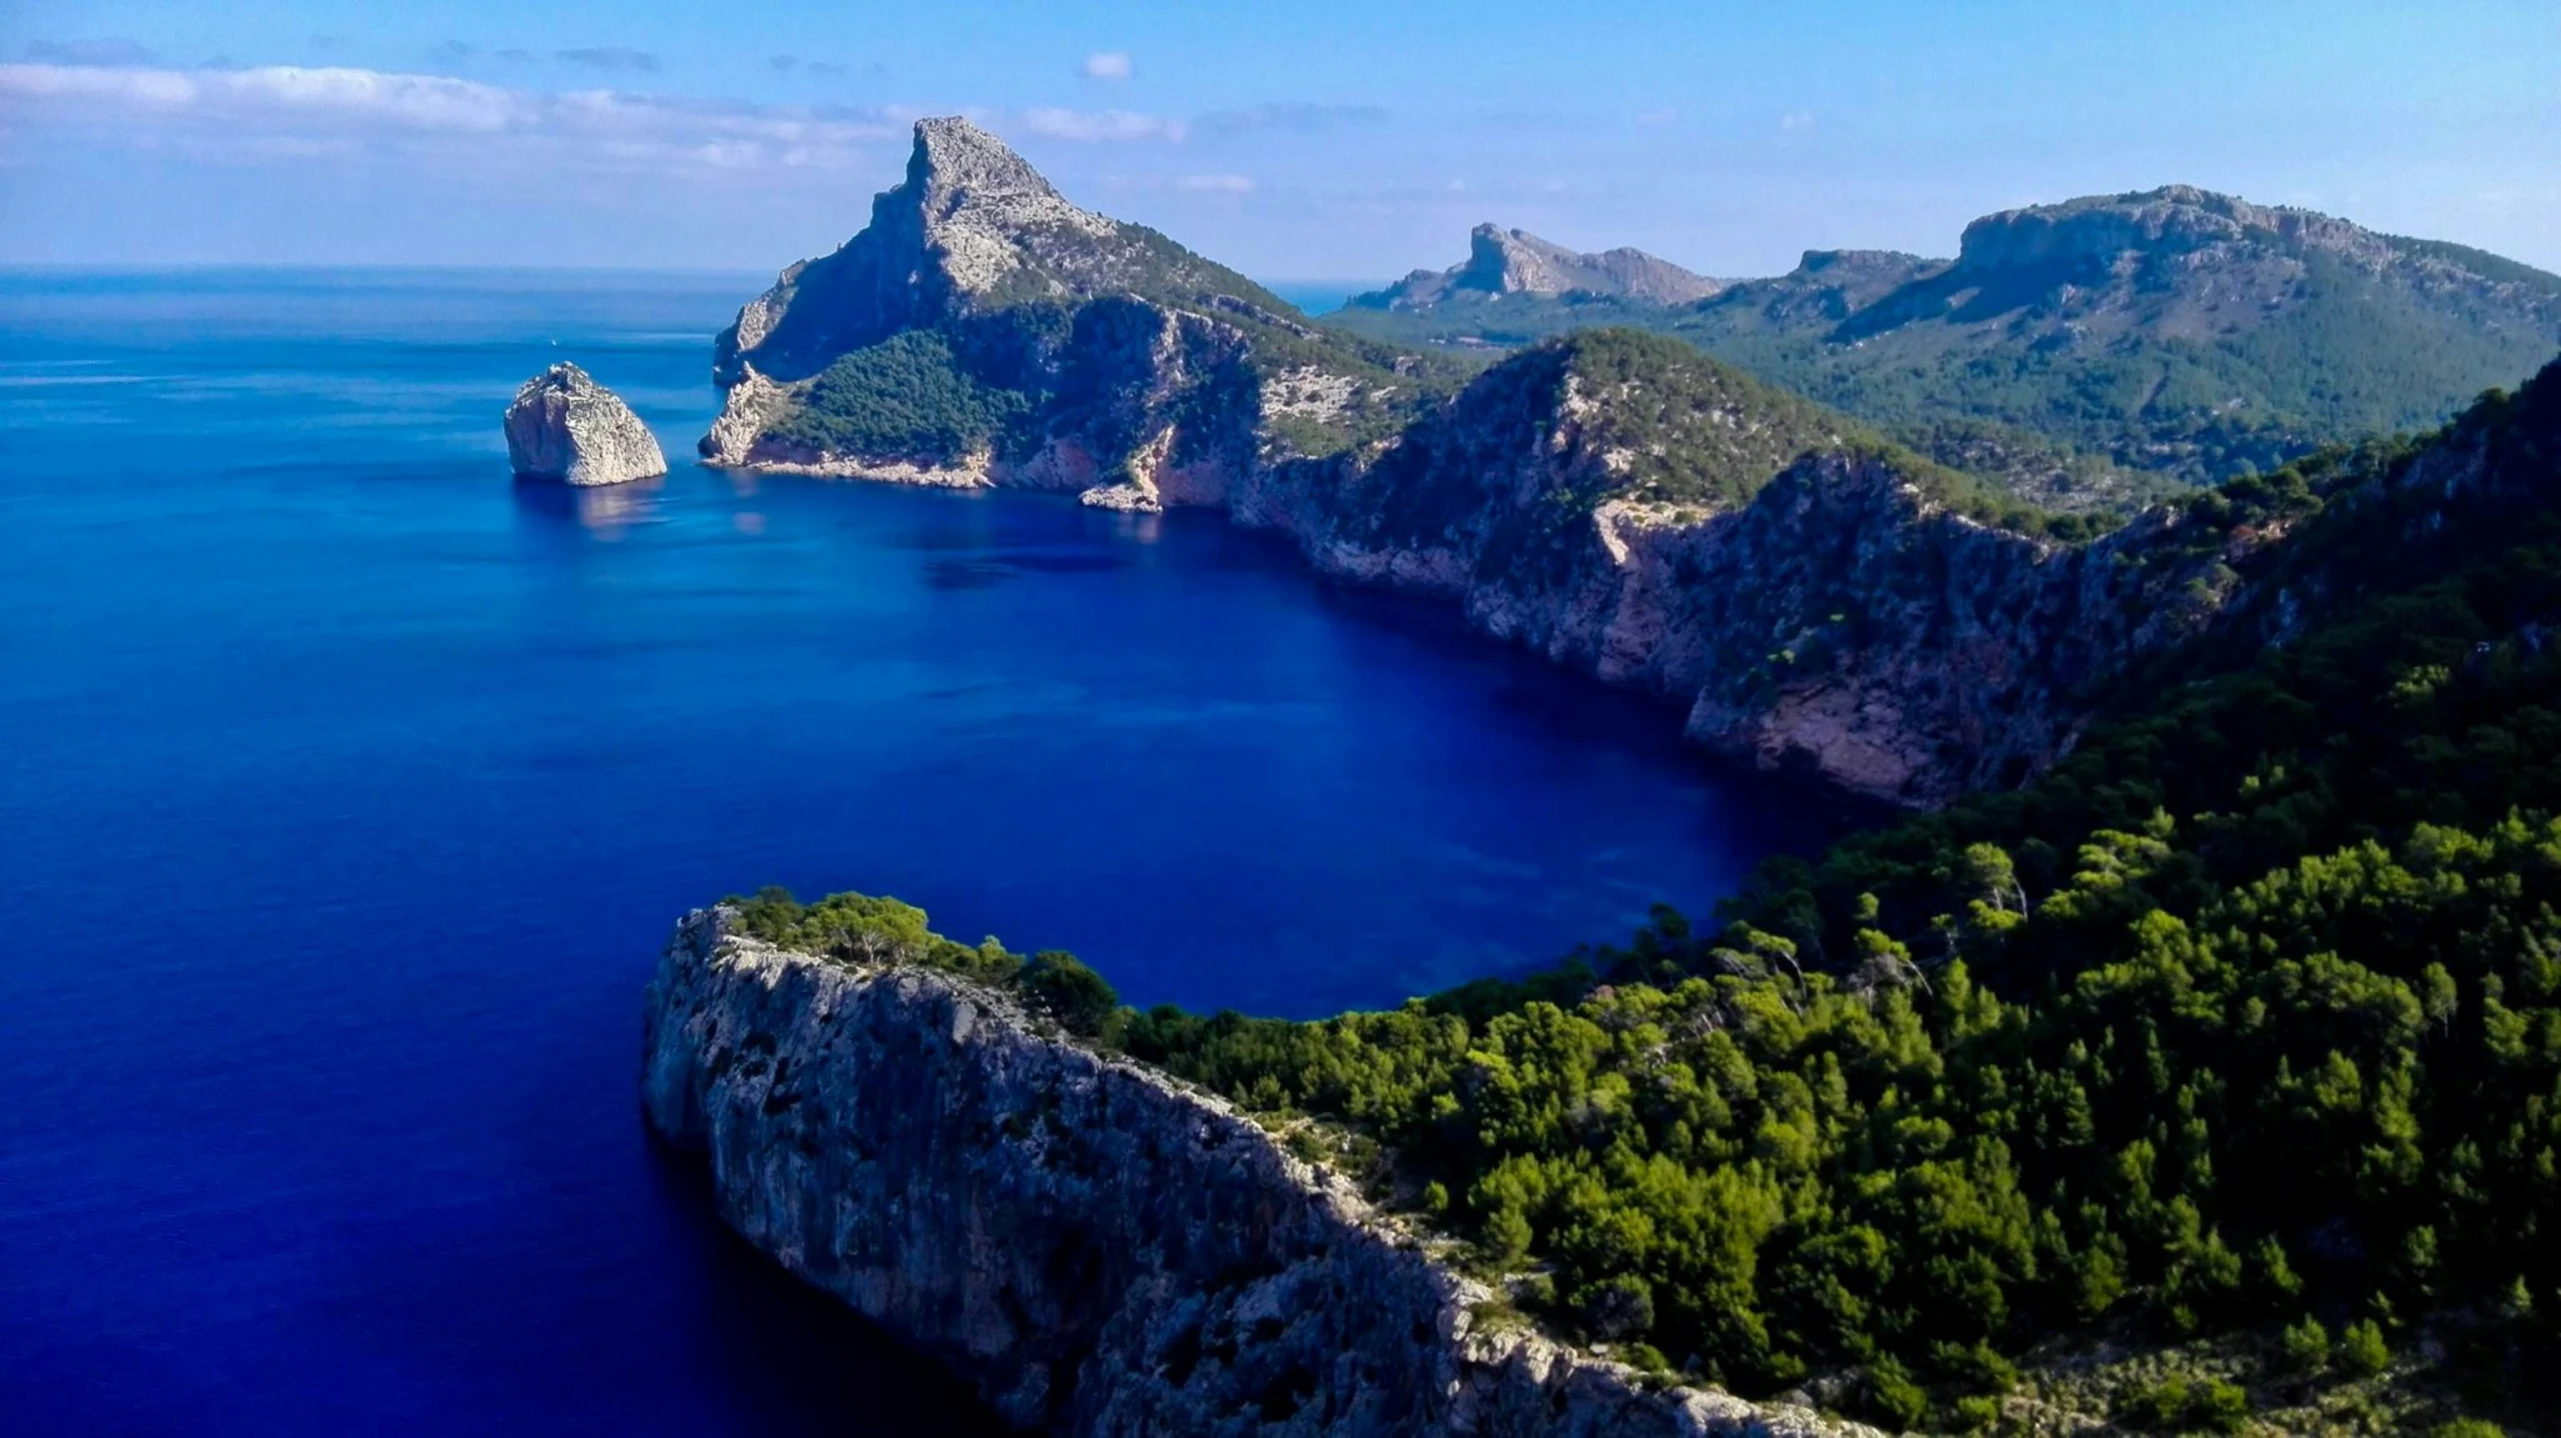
[0,267,1824,1434]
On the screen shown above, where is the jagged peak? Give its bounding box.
[905,117,1069,216]
[886,116,1116,252]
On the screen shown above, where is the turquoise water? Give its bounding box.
[1262,279,1388,315]
[0,268,1823,1433]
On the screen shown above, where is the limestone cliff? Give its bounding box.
[503,362,666,486]
[642,908,1881,1438]
[698,117,1423,509]
[695,137,2375,810]
[1234,331,2245,806]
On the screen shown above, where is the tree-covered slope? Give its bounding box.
[1330,187,2561,497]
[738,353,2561,1433]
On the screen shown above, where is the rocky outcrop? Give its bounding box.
[1360,225,1726,310]
[693,133,2398,809]
[710,117,1124,387]
[1233,333,2250,807]
[1830,184,2561,348]
[643,908,1881,1438]
[503,363,667,485]
[698,117,1392,505]
[697,365,795,467]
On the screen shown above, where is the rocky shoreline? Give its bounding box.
[642,908,1883,1438]
[684,119,2283,809]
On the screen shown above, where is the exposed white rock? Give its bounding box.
[643,909,1885,1438]
[1260,367,1362,423]
[697,364,793,467]
[503,362,666,486]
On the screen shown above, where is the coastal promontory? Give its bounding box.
[504,362,667,486]
[641,904,1878,1438]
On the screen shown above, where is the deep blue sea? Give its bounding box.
[0,268,1823,1434]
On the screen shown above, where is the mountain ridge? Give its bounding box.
[1356,224,1728,311]
[1329,185,2561,487]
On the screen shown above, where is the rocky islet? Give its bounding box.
[502,362,667,486]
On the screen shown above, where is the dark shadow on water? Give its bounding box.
[1187,512,1890,858]
[642,1134,1009,1436]
[511,472,667,534]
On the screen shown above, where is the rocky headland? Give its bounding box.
[688,122,2561,811]
[646,115,2561,1436]
[643,906,1881,1438]
[693,118,2306,807]
[1355,225,1728,310]
[504,362,667,486]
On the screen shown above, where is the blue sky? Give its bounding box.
[2,1,2554,279]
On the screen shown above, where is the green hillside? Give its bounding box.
[738,353,2561,1433]
[1328,191,2561,498]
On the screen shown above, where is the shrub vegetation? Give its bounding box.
[734,356,2561,1429]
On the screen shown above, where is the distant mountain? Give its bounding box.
[1329,186,2561,487]
[1352,224,1728,310]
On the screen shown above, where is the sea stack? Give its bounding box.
[503,363,667,486]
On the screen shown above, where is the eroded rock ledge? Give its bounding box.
[641,909,1880,1438]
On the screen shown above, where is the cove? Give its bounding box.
[0,269,1837,1434]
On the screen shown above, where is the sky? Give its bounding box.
[1,1,2555,281]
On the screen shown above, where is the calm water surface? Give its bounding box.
[0,269,1825,1434]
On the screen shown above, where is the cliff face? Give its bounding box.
[694,131,2313,808]
[699,117,1414,508]
[642,909,1879,1438]
[1236,334,2245,806]
[502,362,667,486]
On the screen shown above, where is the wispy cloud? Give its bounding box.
[1021,106,1184,143]
[768,55,852,78]
[1196,101,1385,134]
[1780,110,1815,131]
[554,46,659,74]
[1,64,519,131]
[1081,51,1132,82]
[0,62,901,178]
[24,38,157,67]
[1177,173,1255,193]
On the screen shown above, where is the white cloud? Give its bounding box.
[1081,51,1133,82]
[1780,111,1815,131]
[1177,173,1254,193]
[1021,106,1184,143]
[0,63,514,129]
[0,62,901,176]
